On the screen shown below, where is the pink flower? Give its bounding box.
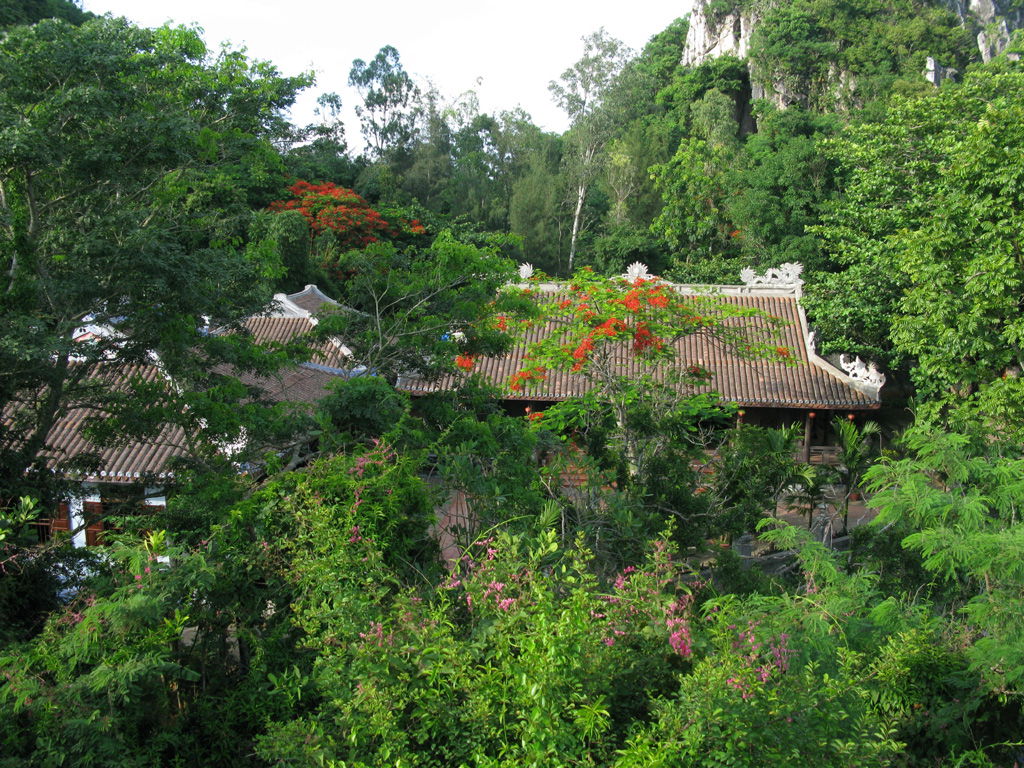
[667,618,692,657]
[484,581,505,599]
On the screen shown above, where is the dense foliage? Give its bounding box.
[3,2,1024,765]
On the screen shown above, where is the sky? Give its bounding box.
[80,0,691,149]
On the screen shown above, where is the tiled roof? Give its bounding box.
[237,363,345,405]
[243,316,349,368]
[400,289,878,410]
[245,315,312,344]
[30,363,189,483]
[29,294,355,484]
[33,361,349,483]
[286,284,339,314]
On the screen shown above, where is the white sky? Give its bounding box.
[80,0,691,149]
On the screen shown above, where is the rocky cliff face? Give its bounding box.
[682,0,1024,71]
[681,4,760,67]
[943,0,1024,61]
[681,3,795,109]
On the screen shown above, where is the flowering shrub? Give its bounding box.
[256,524,705,766]
[2,447,1004,766]
[618,644,901,766]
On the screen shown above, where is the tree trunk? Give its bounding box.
[568,181,587,275]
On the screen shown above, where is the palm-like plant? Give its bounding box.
[832,417,882,534]
[786,463,836,531]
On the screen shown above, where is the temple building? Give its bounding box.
[28,265,884,545]
[400,262,884,463]
[29,285,350,545]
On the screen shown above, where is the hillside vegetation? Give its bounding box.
[2,1,1024,764]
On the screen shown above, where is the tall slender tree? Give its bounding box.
[348,45,421,160]
[549,29,632,273]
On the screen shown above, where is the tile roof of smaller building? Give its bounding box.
[30,363,189,484]
[237,363,347,405]
[243,316,349,368]
[285,284,339,314]
[30,285,355,485]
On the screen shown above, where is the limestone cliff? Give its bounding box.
[943,0,1024,61]
[682,0,1024,76]
[681,3,760,67]
[681,2,795,110]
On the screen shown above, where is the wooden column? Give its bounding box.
[802,411,815,463]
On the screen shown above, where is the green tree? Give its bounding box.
[831,416,880,533]
[656,54,751,135]
[399,87,455,212]
[806,57,1024,407]
[723,106,839,270]
[867,425,1024,697]
[0,0,90,28]
[0,18,310,506]
[710,424,803,536]
[449,111,509,229]
[282,92,361,187]
[508,120,565,272]
[651,89,743,270]
[311,232,527,382]
[248,208,313,291]
[348,45,421,159]
[633,15,690,89]
[550,29,632,273]
[595,18,690,229]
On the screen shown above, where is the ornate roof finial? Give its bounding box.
[740,263,804,289]
[623,262,652,283]
[839,354,886,397]
[518,263,535,280]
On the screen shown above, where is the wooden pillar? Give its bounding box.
[802,411,815,463]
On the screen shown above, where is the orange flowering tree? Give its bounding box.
[509,266,788,394]
[267,181,428,282]
[269,181,394,247]
[508,266,791,518]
